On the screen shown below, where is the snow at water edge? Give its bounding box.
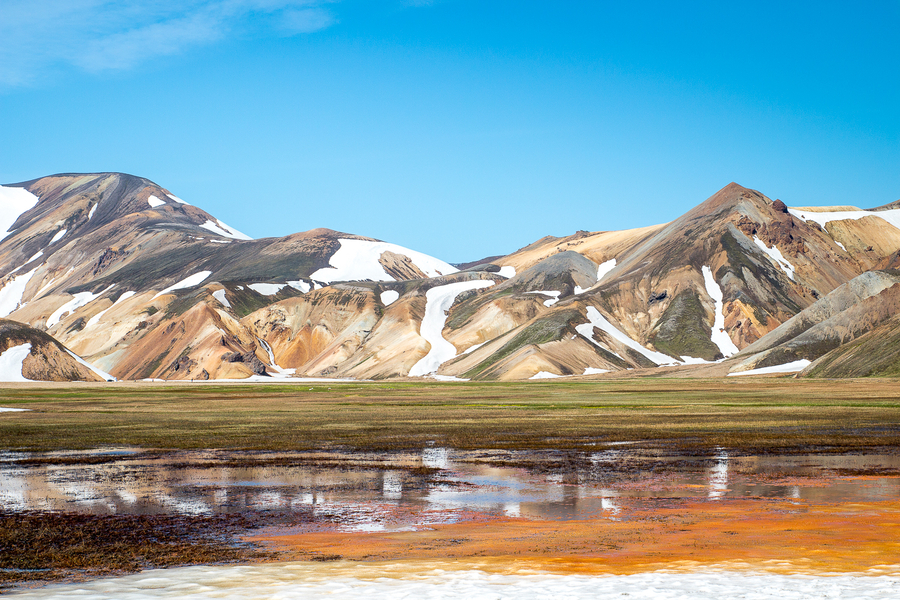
[701,266,739,358]
[12,563,900,599]
[0,185,40,240]
[408,280,495,377]
[311,239,458,283]
[0,343,32,382]
[576,306,677,366]
[151,271,212,300]
[728,359,812,376]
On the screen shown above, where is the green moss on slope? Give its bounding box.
[649,289,722,361]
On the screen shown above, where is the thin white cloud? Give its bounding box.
[0,0,336,87]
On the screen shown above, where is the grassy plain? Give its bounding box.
[2,378,900,452]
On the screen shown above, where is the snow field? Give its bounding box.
[49,229,67,244]
[789,206,900,232]
[380,290,399,306]
[0,266,41,318]
[166,194,188,204]
[728,359,812,376]
[86,291,137,328]
[701,266,739,358]
[408,280,495,376]
[147,196,166,208]
[151,271,212,301]
[65,349,117,381]
[11,564,900,599]
[88,204,97,220]
[753,237,795,280]
[311,239,458,283]
[576,306,677,366]
[47,285,115,328]
[248,283,286,296]
[525,290,560,307]
[497,266,516,278]
[596,257,616,281]
[199,219,253,241]
[212,289,231,308]
[287,280,310,293]
[0,185,40,240]
[0,343,32,382]
[529,371,561,379]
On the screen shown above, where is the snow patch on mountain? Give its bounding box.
[526,290,561,307]
[312,239,458,283]
[0,266,41,318]
[0,185,40,240]
[597,258,617,282]
[65,349,116,381]
[463,341,487,355]
[257,337,295,378]
[166,193,189,205]
[497,266,516,278]
[147,195,166,208]
[577,306,676,366]
[249,283,285,296]
[753,237,795,280]
[151,271,212,300]
[835,241,847,252]
[702,266,739,357]
[88,204,97,220]
[380,290,400,306]
[86,291,136,328]
[530,371,562,379]
[199,219,252,241]
[583,367,610,375]
[47,285,114,328]
[212,289,231,308]
[409,280,495,376]
[50,229,67,244]
[789,206,900,232]
[287,281,311,293]
[728,359,811,376]
[0,343,32,382]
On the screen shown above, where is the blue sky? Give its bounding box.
[1,1,898,262]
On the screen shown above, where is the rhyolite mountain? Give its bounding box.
[1,172,898,382]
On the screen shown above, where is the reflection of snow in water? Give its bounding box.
[600,489,620,515]
[382,471,402,499]
[708,449,728,500]
[14,564,900,599]
[504,502,521,517]
[422,447,450,469]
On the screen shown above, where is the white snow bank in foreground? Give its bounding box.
[212,289,231,308]
[0,266,40,318]
[702,266,739,358]
[409,280,495,376]
[0,185,40,240]
[753,237,795,280]
[47,285,114,328]
[248,283,285,296]
[530,371,562,379]
[497,265,516,278]
[151,271,212,300]
[199,219,252,241]
[14,563,900,599]
[576,306,677,366]
[789,206,900,232]
[86,291,136,329]
[50,228,67,244]
[0,343,32,382]
[147,195,166,208]
[65,349,116,381]
[728,359,811,376]
[380,290,400,305]
[312,239,457,283]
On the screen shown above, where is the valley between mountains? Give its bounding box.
[2,172,899,383]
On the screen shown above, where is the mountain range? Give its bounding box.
[2,172,899,382]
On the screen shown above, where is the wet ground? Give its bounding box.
[3,445,900,591]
